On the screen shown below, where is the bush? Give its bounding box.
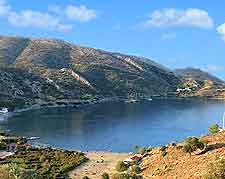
[112,173,142,179]
[161,150,167,157]
[0,165,16,179]
[115,161,128,172]
[0,142,7,150]
[160,145,167,157]
[203,157,225,179]
[183,137,206,155]
[208,124,220,135]
[160,146,167,152]
[83,176,90,179]
[9,162,39,179]
[130,174,143,179]
[111,173,129,179]
[102,172,110,179]
[5,149,88,179]
[134,146,153,155]
[130,165,142,174]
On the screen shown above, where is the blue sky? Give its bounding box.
[0,0,225,79]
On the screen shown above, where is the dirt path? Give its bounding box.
[0,152,14,159]
[70,152,129,179]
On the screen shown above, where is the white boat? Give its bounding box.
[125,99,138,103]
[0,108,8,114]
[27,137,40,140]
[147,98,153,101]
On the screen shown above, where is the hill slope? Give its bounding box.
[174,68,224,85]
[174,68,225,98]
[141,131,225,179]
[0,36,181,108]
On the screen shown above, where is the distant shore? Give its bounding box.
[1,95,224,121]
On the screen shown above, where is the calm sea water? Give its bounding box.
[0,99,225,152]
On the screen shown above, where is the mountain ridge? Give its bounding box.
[0,35,224,109]
[174,67,224,85]
[0,35,180,108]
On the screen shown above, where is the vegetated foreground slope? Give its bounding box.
[0,35,180,108]
[141,131,225,179]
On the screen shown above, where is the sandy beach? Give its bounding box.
[70,151,130,179]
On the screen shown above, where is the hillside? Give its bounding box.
[0,36,225,109]
[141,131,225,179]
[174,68,224,85]
[0,35,180,109]
[174,68,225,99]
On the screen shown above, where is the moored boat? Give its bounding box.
[0,108,9,114]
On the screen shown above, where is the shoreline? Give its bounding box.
[1,95,224,121]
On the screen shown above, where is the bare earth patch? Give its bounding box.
[70,151,129,179]
[0,152,14,159]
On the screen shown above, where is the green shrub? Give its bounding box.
[112,173,142,179]
[0,141,7,150]
[160,145,167,152]
[83,176,90,179]
[9,162,39,179]
[161,150,167,157]
[199,138,208,146]
[130,174,143,179]
[5,149,88,179]
[183,137,206,155]
[115,161,128,172]
[111,173,130,179]
[203,157,225,179]
[130,165,142,174]
[101,172,110,179]
[134,146,152,155]
[208,124,220,135]
[183,143,193,155]
[160,145,167,157]
[0,165,16,179]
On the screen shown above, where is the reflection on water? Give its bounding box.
[0,99,225,152]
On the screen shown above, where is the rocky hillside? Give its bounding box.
[0,35,180,108]
[175,68,224,85]
[174,68,225,99]
[141,131,225,179]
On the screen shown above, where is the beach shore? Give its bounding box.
[70,151,130,179]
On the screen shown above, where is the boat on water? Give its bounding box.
[0,108,9,114]
[27,137,41,140]
[125,99,138,103]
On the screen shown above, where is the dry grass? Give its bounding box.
[141,131,225,179]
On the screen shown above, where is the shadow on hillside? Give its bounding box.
[199,143,225,155]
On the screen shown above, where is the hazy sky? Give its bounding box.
[0,0,225,79]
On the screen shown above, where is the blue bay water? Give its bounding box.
[1,99,225,152]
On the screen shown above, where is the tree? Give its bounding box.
[208,124,219,135]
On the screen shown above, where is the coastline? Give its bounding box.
[1,121,225,178]
[1,95,224,121]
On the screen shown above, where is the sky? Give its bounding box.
[0,0,225,79]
